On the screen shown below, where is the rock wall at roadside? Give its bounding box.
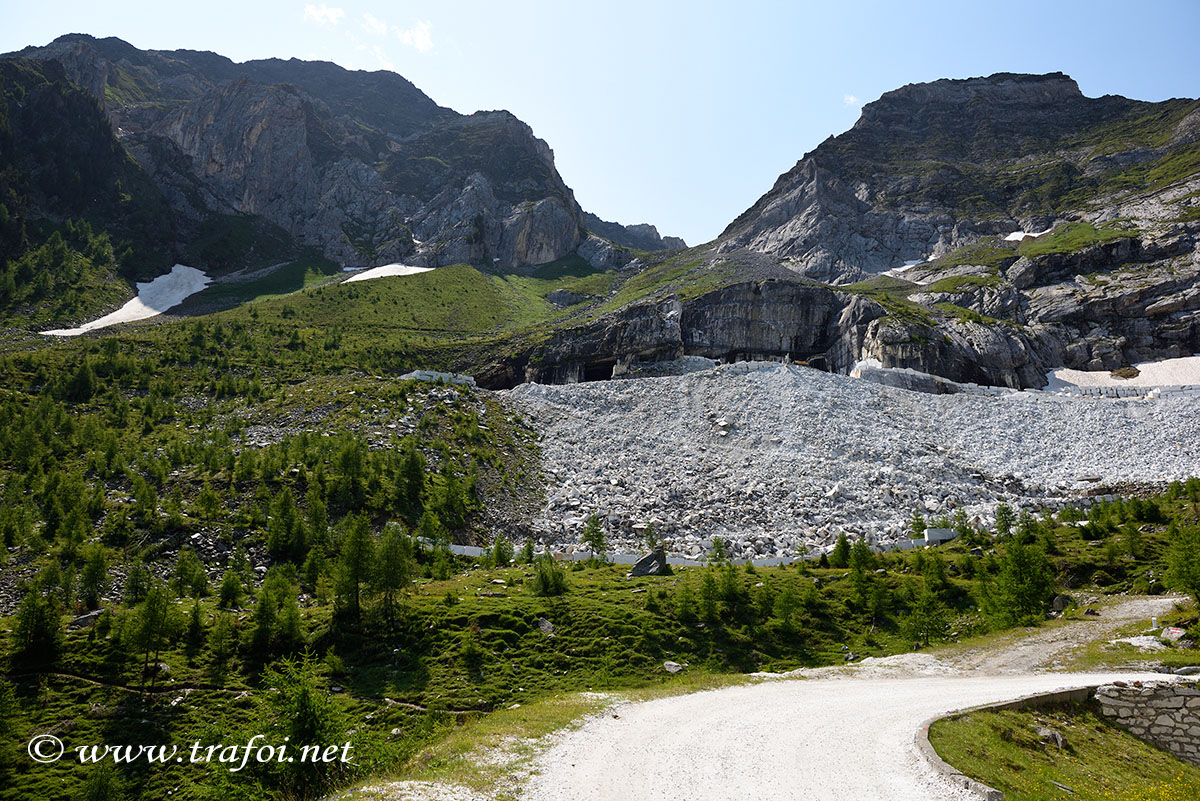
[1097,682,1200,766]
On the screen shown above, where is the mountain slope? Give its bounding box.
[4,34,589,270]
[0,57,179,325]
[498,73,1200,389]
[719,72,1200,283]
[582,212,687,251]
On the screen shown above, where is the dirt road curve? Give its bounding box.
[522,597,1183,801]
[521,672,1169,801]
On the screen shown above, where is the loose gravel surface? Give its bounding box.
[520,671,1170,801]
[944,595,1180,674]
[508,361,1200,559]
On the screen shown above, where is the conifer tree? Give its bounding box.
[994,539,1054,626]
[1167,524,1200,605]
[132,582,179,686]
[336,515,374,620]
[829,532,851,569]
[375,526,415,630]
[581,513,606,562]
[11,591,64,668]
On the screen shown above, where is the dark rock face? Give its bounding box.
[860,315,1049,389]
[498,280,887,386]
[6,34,586,269]
[679,281,879,372]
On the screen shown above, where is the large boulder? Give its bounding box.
[630,547,667,577]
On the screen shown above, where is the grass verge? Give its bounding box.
[929,701,1200,801]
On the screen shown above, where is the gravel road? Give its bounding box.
[945,596,1180,674]
[520,596,1183,801]
[347,599,1187,801]
[520,671,1171,801]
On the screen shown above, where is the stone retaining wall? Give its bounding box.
[1096,682,1200,766]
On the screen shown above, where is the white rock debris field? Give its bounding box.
[507,361,1200,560]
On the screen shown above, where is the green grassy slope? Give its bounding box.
[931,701,1200,801]
[2,320,1200,800]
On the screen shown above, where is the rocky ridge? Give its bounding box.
[581,212,687,251]
[482,73,1200,391]
[484,218,1200,391]
[508,361,1200,559]
[718,72,1200,284]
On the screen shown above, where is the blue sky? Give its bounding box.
[4,1,1199,245]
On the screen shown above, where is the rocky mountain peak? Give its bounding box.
[581,213,687,251]
[720,72,1197,283]
[855,72,1081,127]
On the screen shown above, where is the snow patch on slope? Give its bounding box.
[1046,354,1200,389]
[42,264,211,336]
[343,263,433,283]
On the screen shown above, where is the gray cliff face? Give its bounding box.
[492,214,1200,392]
[858,316,1049,389]
[1019,235,1200,372]
[481,282,888,387]
[896,223,1200,382]
[7,34,586,269]
[491,278,1055,391]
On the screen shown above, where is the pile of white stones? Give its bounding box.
[506,361,1200,560]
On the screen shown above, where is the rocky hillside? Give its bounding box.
[485,73,1200,389]
[3,34,593,271]
[3,51,1196,391]
[510,360,1200,557]
[719,72,1200,283]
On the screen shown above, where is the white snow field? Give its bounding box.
[42,264,211,336]
[881,259,927,281]
[343,263,433,283]
[508,361,1200,558]
[1046,354,1200,388]
[1003,228,1052,241]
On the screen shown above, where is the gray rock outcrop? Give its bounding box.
[630,547,667,577]
[582,213,687,251]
